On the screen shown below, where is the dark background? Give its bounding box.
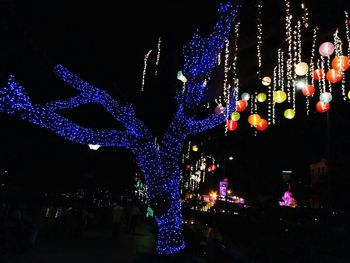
[0,0,350,207]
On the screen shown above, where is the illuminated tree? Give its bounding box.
[0,2,238,255]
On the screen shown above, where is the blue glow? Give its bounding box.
[0,2,238,255]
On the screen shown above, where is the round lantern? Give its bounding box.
[319,92,332,103]
[215,104,224,114]
[226,120,238,131]
[319,42,335,57]
[295,62,309,76]
[241,92,250,101]
[248,114,261,126]
[256,119,268,131]
[208,164,216,172]
[257,93,267,102]
[261,76,272,86]
[313,69,324,81]
[316,101,330,113]
[332,56,350,72]
[284,109,295,119]
[301,85,315,97]
[192,145,199,152]
[348,90,350,100]
[236,99,248,112]
[231,111,240,121]
[326,69,343,83]
[273,90,287,103]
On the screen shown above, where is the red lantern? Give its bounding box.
[302,85,315,97]
[226,120,238,131]
[332,56,350,72]
[316,101,330,113]
[326,69,343,83]
[313,69,324,81]
[256,119,268,131]
[236,99,248,112]
[208,164,216,172]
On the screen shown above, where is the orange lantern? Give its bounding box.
[236,99,248,112]
[226,120,238,131]
[313,69,324,81]
[331,55,350,72]
[256,119,268,131]
[301,85,315,97]
[248,114,261,126]
[316,101,330,113]
[326,69,343,83]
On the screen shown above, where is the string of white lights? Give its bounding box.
[310,27,319,87]
[256,2,263,79]
[155,37,161,76]
[345,11,350,57]
[141,49,152,92]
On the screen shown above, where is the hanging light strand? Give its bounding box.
[141,49,152,92]
[155,37,161,76]
[301,1,309,28]
[256,2,263,79]
[345,11,350,57]
[310,27,319,86]
[272,66,277,125]
[223,40,230,136]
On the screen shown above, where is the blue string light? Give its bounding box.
[0,1,238,255]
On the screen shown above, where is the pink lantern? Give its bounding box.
[214,104,224,114]
[319,42,335,57]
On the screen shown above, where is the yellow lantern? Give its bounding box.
[192,145,198,152]
[257,93,267,102]
[248,114,261,126]
[348,91,350,100]
[284,109,295,119]
[273,90,287,103]
[295,62,309,76]
[231,111,240,121]
[261,76,272,86]
[177,71,187,83]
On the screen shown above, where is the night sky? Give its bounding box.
[1,0,350,205]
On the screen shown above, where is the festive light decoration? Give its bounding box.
[316,101,330,113]
[235,99,248,112]
[319,42,335,57]
[192,145,199,152]
[155,37,162,76]
[279,190,297,208]
[284,109,295,119]
[261,76,271,86]
[241,92,250,101]
[332,56,350,72]
[0,2,238,255]
[226,119,238,131]
[273,90,287,103]
[257,93,267,102]
[256,118,268,131]
[256,1,263,79]
[326,69,343,83]
[88,144,101,150]
[295,62,308,76]
[230,111,240,121]
[320,92,332,104]
[248,113,261,126]
[141,49,152,92]
[301,85,315,97]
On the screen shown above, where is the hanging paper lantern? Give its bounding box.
[273,90,287,103]
[331,55,350,72]
[231,111,240,121]
[348,90,350,100]
[316,101,330,113]
[241,92,250,101]
[192,145,199,152]
[215,104,224,114]
[319,42,335,57]
[319,92,333,103]
[326,69,343,83]
[236,99,248,112]
[248,114,261,126]
[313,69,324,81]
[256,118,268,131]
[301,85,315,97]
[284,109,295,119]
[208,164,216,172]
[257,93,267,102]
[261,76,272,86]
[177,71,187,83]
[226,120,238,131]
[295,62,309,76]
